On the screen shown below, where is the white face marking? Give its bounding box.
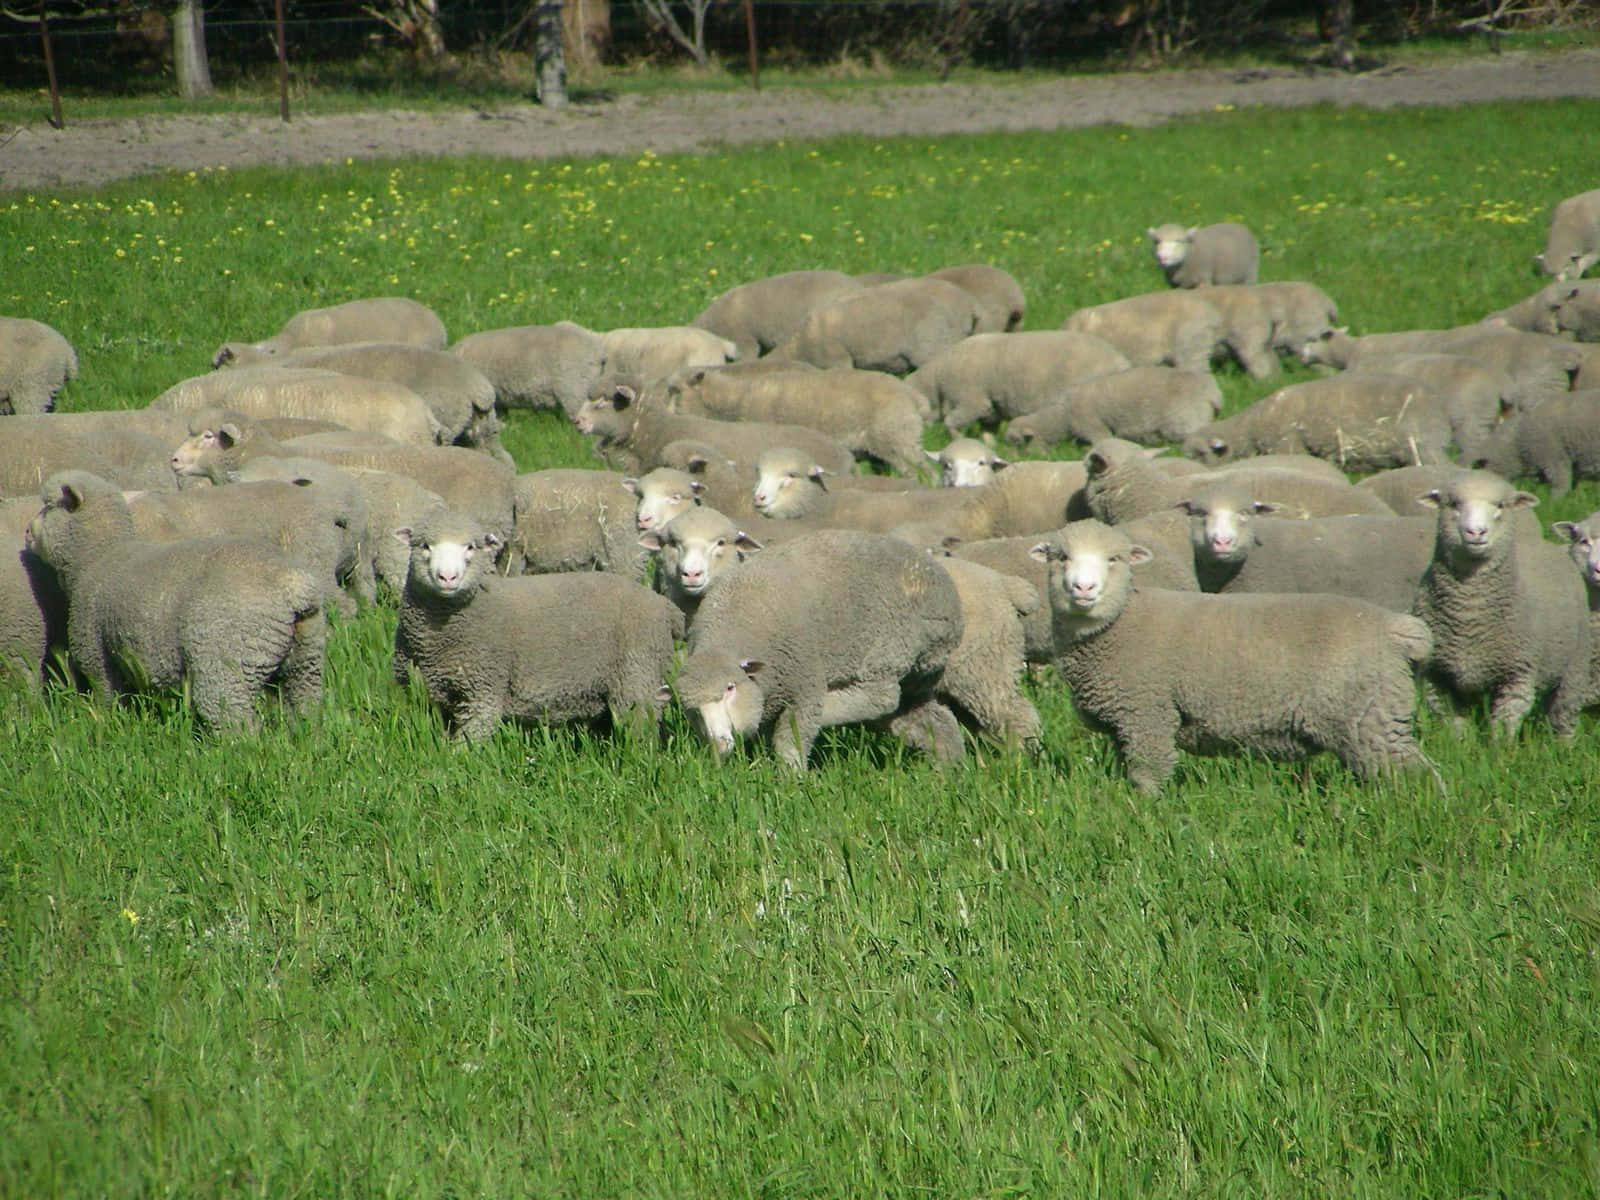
[424,538,474,593]
[695,686,739,754]
[1201,504,1245,560]
[1451,497,1497,553]
[1153,236,1190,268]
[1058,548,1111,611]
[637,486,695,531]
[674,537,717,594]
[942,456,993,488]
[751,468,791,514]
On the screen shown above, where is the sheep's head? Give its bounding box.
[753,448,829,518]
[1419,474,1536,566]
[1030,521,1149,633]
[396,514,499,603]
[672,650,767,756]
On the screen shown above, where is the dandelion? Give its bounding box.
[122,908,139,925]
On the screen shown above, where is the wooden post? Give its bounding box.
[743,0,758,91]
[276,0,290,121]
[39,0,63,130]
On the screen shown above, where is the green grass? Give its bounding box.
[5,99,1600,1197]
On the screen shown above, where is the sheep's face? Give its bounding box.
[935,441,1005,488]
[642,513,760,597]
[573,385,636,440]
[170,422,242,480]
[400,526,499,600]
[1178,490,1278,565]
[1296,326,1350,367]
[752,457,825,518]
[1148,224,1193,270]
[1032,525,1150,631]
[630,471,702,532]
[1181,432,1230,466]
[1421,479,1537,564]
[676,652,766,755]
[1553,517,1600,591]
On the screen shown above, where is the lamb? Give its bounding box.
[932,557,1041,749]
[1253,281,1342,356]
[393,509,681,745]
[0,316,78,415]
[1031,519,1432,794]
[1550,511,1600,707]
[1083,438,1393,524]
[929,438,1009,488]
[213,297,447,364]
[507,468,648,580]
[671,529,965,768]
[448,321,605,418]
[1180,372,1452,472]
[927,264,1026,333]
[597,326,739,388]
[214,341,507,462]
[329,465,448,596]
[1,418,177,499]
[905,330,1132,432]
[637,504,763,623]
[24,470,325,731]
[1002,366,1221,449]
[1354,351,1514,462]
[0,497,67,688]
[1177,479,1436,611]
[1535,187,1600,281]
[1062,291,1226,373]
[1412,471,1590,738]
[151,365,443,447]
[1147,222,1259,288]
[767,276,980,375]
[1188,284,1284,379]
[662,364,929,477]
[574,381,857,477]
[1473,390,1600,497]
[690,270,866,360]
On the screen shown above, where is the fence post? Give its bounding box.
[743,0,758,91]
[535,0,568,109]
[276,0,290,121]
[40,0,63,129]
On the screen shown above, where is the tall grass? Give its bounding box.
[4,100,1600,1198]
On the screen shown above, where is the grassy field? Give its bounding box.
[5,99,1600,1197]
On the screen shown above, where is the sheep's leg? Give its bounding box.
[770,701,824,770]
[821,679,904,726]
[188,661,261,734]
[1116,709,1180,795]
[884,698,965,765]
[941,392,991,435]
[277,610,326,720]
[1488,673,1537,739]
[1545,671,1586,740]
[449,701,502,745]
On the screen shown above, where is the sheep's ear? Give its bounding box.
[212,345,235,368]
[1564,286,1582,303]
[53,480,88,512]
[1027,540,1061,563]
[655,684,673,705]
[733,533,763,554]
[1207,437,1228,456]
[610,384,636,410]
[689,480,706,498]
[1085,450,1108,476]
[1510,491,1539,511]
[684,455,711,475]
[739,659,765,678]
[1416,489,1443,510]
[687,368,709,387]
[482,532,503,551]
[1185,226,1199,239]
[1127,544,1153,566]
[1552,521,1579,543]
[989,455,1011,472]
[289,476,314,488]
[940,535,965,553]
[393,526,414,545]
[217,423,242,448]
[621,477,642,497]
[807,466,830,491]
[1145,227,1158,240]
[638,532,664,552]
[1175,498,1202,515]
[1252,500,1284,516]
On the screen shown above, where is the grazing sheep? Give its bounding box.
[1473,390,1600,497]
[664,365,929,477]
[671,529,965,768]
[1177,479,1436,610]
[1002,366,1221,449]
[933,556,1041,749]
[598,326,739,388]
[152,365,444,447]
[691,270,866,360]
[25,471,325,731]
[1355,351,1514,462]
[1552,281,1600,341]
[1413,471,1590,738]
[1147,222,1259,288]
[448,321,606,418]
[337,465,448,596]
[0,497,67,688]
[768,276,980,375]
[1550,512,1600,707]
[1434,327,1582,411]
[574,381,856,478]
[638,504,763,623]
[906,330,1132,432]
[168,407,297,483]
[1536,188,1600,281]
[507,468,648,580]
[927,264,1027,333]
[1062,291,1226,373]
[213,297,446,364]
[1032,519,1432,794]
[929,438,1009,488]
[394,509,681,745]
[1181,372,1452,472]
[1,418,177,499]
[1484,280,1578,335]
[0,316,78,415]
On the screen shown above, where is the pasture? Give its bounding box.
[5,98,1600,1197]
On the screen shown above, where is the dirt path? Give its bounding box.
[2,47,1598,193]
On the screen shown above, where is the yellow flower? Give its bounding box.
[122,908,139,925]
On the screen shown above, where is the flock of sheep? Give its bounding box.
[4,183,1600,792]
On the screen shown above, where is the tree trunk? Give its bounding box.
[1324,0,1355,70]
[535,0,568,108]
[172,0,213,99]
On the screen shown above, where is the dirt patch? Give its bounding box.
[2,48,1598,193]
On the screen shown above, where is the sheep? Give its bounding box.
[1002,366,1221,449]
[230,455,383,604]
[906,330,1132,432]
[1433,327,1582,411]
[1354,351,1514,462]
[25,470,325,731]
[767,276,980,375]
[0,316,78,415]
[690,270,866,360]
[1176,479,1436,610]
[0,497,67,688]
[393,508,681,745]
[1473,390,1600,497]
[627,466,705,533]
[929,438,1009,488]
[213,296,447,365]
[1,418,177,499]
[1575,342,1600,391]
[933,557,1041,749]
[1030,519,1432,794]
[751,446,978,532]
[334,465,448,596]
[214,341,507,462]
[1553,281,1600,341]
[1484,280,1579,335]
[1295,326,1473,370]
[927,264,1026,333]
[1536,187,1600,281]
[1180,372,1452,472]
[574,380,857,477]
[151,365,443,447]
[1254,281,1342,357]
[448,321,605,418]
[1412,471,1590,738]
[1189,284,1283,379]
[507,468,648,580]
[671,528,965,768]
[662,364,929,477]
[1062,291,1226,373]
[597,326,739,388]
[1355,464,1473,518]
[1083,438,1392,525]
[1550,511,1600,707]
[637,504,763,623]
[1147,222,1259,288]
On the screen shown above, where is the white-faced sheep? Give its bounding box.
[1552,281,1600,341]
[393,508,682,745]
[1062,291,1226,373]
[906,330,1132,432]
[1,417,178,499]
[1294,326,1475,370]
[638,504,763,623]
[671,529,965,768]
[1,316,79,415]
[750,447,977,532]
[1147,222,1259,288]
[929,438,1010,488]
[767,276,980,375]
[1473,390,1600,498]
[213,297,446,364]
[690,270,866,360]
[25,470,325,731]
[1002,366,1221,450]
[1413,471,1590,739]
[927,264,1027,333]
[627,466,705,534]
[1031,519,1433,794]
[1550,512,1600,707]
[1536,188,1600,281]
[448,321,606,418]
